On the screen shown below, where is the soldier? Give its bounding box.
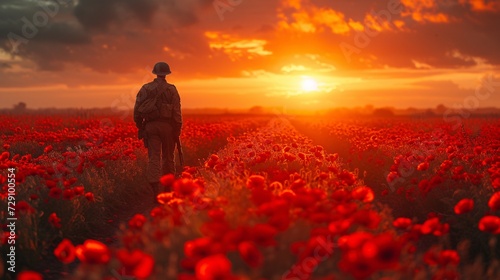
[134,62,182,200]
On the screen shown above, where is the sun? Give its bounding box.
[301,77,318,92]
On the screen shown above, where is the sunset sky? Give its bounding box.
[1,0,500,110]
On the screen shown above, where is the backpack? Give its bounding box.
[137,84,175,122]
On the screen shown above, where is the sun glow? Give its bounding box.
[301,77,318,92]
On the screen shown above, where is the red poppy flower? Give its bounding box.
[128,214,147,230]
[222,228,247,251]
[238,241,263,268]
[292,193,316,208]
[49,187,62,199]
[195,254,233,280]
[488,192,500,211]
[331,189,352,203]
[328,219,352,235]
[386,171,399,183]
[251,224,278,247]
[75,239,111,264]
[420,217,449,236]
[338,232,373,251]
[269,212,290,231]
[44,145,53,153]
[160,174,176,188]
[173,178,200,197]
[338,250,375,280]
[16,201,35,214]
[492,177,500,189]
[156,192,174,205]
[351,186,374,203]
[361,233,401,269]
[251,188,273,206]
[279,189,296,202]
[454,198,474,214]
[335,202,358,217]
[478,215,500,234]
[290,178,306,191]
[338,170,356,186]
[246,175,266,188]
[208,209,225,222]
[327,153,339,162]
[283,152,296,161]
[116,249,155,279]
[73,186,85,196]
[299,235,334,263]
[62,189,75,200]
[49,213,62,228]
[54,239,76,264]
[438,250,460,266]
[417,162,429,171]
[84,192,95,202]
[185,237,216,259]
[298,152,306,160]
[393,217,412,229]
[205,154,219,168]
[353,210,381,229]
[17,271,43,280]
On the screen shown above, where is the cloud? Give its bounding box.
[277,0,356,34]
[73,0,213,31]
[401,0,451,23]
[0,0,218,76]
[205,31,272,61]
[0,0,500,85]
[464,0,500,12]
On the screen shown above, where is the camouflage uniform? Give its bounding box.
[134,77,182,195]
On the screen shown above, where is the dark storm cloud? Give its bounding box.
[73,0,213,30]
[0,0,216,76]
[1,0,500,81]
[73,0,160,30]
[0,0,89,47]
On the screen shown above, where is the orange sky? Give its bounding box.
[1,0,500,110]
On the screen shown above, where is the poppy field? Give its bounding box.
[1,113,500,280]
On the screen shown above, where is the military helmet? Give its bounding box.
[152,62,171,76]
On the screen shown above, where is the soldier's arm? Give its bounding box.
[171,85,182,127]
[134,86,147,129]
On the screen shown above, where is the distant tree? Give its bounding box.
[372,108,395,118]
[364,104,374,114]
[436,104,447,114]
[405,107,419,115]
[424,109,437,117]
[13,102,26,111]
[248,106,264,114]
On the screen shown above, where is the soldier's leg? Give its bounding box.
[161,122,176,178]
[145,122,162,198]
